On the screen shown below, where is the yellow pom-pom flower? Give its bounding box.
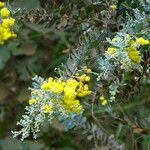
[87,69,92,73]
[43,104,52,113]
[128,49,141,64]
[110,5,117,10]
[85,76,90,82]
[99,96,108,106]
[136,37,149,45]
[0,2,4,7]
[0,4,16,44]
[99,96,105,101]
[29,99,37,105]
[101,100,108,106]
[2,18,15,27]
[82,66,88,70]
[82,66,92,73]
[106,47,118,54]
[41,78,65,93]
[41,73,91,114]
[75,73,80,76]
[0,7,10,17]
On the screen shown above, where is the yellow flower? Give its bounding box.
[41,81,50,90]
[112,36,123,43]
[136,37,149,45]
[0,2,4,7]
[41,79,65,93]
[41,75,91,114]
[29,99,37,105]
[0,7,10,17]
[0,25,16,44]
[75,73,80,76]
[78,74,86,82]
[2,18,15,27]
[43,104,52,113]
[0,5,16,44]
[128,50,141,64]
[106,47,118,54]
[63,77,89,113]
[110,5,117,10]
[99,96,105,101]
[129,40,137,47]
[112,37,117,42]
[84,84,89,91]
[82,66,88,70]
[101,100,108,106]
[99,96,108,106]
[11,33,17,37]
[86,69,92,73]
[124,34,130,39]
[63,80,82,113]
[85,76,90,82]
[73,100,83,112]
[82,66,92,73]
[125,47,141,64]
[125,47,136,52]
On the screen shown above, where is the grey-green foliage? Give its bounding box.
[138,0,150,12]
[12,76,59,140]
[55,16,128,150]
[56,6,149,149]
[12,76,87,141]
[95,8,149,100]
[58,110,126,150]
[57,23,109,78]
[82,122,126,150]
[122,9,147,35]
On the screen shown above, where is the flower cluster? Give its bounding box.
[106,34,149,64]
[0,1,16,44]
[110,5,117,10]
[13,73,91,140]
[99,96,108,106]
[97,34,150,103]
[41,73,91,113]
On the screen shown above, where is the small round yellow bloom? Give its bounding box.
[41,82,49,90]
[79,74,86,82]
[110,5,117,10]
[99,96,105,101]
[86,69,92,73]
[75,73,80,76]
[29,99,37,105]
[85,76,90,82]
[1,7,10,17]
[101,100,108,106]
[43,104,52,113]
[136,37,149,45]
[82,66,88,70]
[0,2,4,7]
[106,47,118,54]
[84,84,89,90]
[11,33,17,37]
[112,37,117,42]
[2,18,15,27]
[128,49,141,64]
[87,91,91,95]
[129,40,137,47]
[48,77,53,82]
